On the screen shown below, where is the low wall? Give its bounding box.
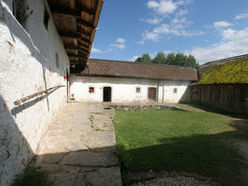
[190,84,248,115]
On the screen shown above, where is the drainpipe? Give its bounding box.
[162,83,164,103]
[157,80,160,103]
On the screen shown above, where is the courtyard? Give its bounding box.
[114,105,248,185]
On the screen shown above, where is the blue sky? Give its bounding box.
[90,0,248,64]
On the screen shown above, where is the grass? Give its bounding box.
[114,109,248,185]
[12,166,52,186]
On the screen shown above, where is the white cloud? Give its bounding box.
[110,38,127,49]
[235,12,248,20]
[214,21,233,28]
[129,56,139,61]
[91,47,103,53]
[111,43,126,49]
[116,38,126,43]
[140,17,162,25]
[147,0,177,14]
[142,23,202,41]
[222,29,235,40]
[186,27,248,64]
[137,40,145,45]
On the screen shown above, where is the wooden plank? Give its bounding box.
[77,19,95,29]
[52,9,81,17]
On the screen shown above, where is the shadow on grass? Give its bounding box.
[117,118,248,186]
[185,102,248,119]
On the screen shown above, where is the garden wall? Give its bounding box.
[190,84,248,115]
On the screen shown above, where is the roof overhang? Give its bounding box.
[48,0,103,68]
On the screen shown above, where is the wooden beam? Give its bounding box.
[77,19,95,29]
[78,6,95,15]
[51,8,81,17]
[60,32,80,39]
[65,45,79,50]
[60,32,92,44]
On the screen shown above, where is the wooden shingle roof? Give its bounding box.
[48,0,103,66]
[80,59,198,81]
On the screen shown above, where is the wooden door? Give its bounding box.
[148,87,157,101]
[103,87,112,102]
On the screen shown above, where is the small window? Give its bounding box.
[56,53,59,68]
[89,87,94,93]
[44,5,50,30]
[136,87,141,93]
[173,88,177,93]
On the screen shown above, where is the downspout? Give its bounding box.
[162,82,164,103]
[157,80,160,103]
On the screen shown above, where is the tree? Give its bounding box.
[142,53,152,63]
[152,52,166,64]
[135,53,152,63]
[135,52,199,68]
[186,55,199,68]
[166,53,176,65]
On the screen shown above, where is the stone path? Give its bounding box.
[35,102,122,186]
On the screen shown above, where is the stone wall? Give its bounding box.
[0,1,70,185]
[70,76,191,103]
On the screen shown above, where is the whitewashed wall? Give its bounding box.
[70,76,191,103]
[0,1,69,185]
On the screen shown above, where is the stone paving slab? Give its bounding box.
[35,102,122,186]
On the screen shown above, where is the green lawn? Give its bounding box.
[114,109,248,185]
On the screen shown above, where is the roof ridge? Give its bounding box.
[89,58,196,70]
[200,53,248,67]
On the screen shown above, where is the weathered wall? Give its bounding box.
[190,84,248,115]
[0,1,69,185]
[70,76,190,103]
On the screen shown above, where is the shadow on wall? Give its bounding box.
[179,86,191,103]
[0,95,33,186]
[0,85,63,185]
[0,3,66,76]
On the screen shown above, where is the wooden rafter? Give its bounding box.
[48,0,104,67]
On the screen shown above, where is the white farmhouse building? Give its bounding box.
[71,59,198,103]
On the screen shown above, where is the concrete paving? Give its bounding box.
[35,102,122,186]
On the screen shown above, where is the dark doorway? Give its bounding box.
[148,87,157,101]
[103,87,112,102]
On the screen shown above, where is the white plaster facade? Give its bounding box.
[70,76,191,103]
[0,1,69,185]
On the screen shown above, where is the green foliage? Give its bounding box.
[152,51,166,64]
[115,109,248,186]
[12,166,53,186]
[199,60,248,84]
[135,53,152,63]
[135,52,199,68]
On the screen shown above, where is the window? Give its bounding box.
[56,53,59,68]
[44,5,50,30]
[89,87,94,93]
[12,0,28,29]
[173,88,177,93]
[136,87,141,93]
